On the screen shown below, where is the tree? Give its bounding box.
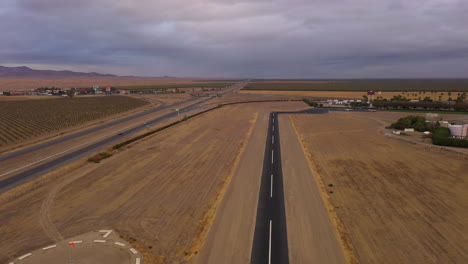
[67,88,76,98]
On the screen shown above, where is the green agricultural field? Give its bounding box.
[243,79,468,92]
[116,82,234,90]
[0,96,149,147]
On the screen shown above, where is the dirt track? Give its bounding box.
[291,112,468,263]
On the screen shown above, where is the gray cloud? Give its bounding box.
[1,0,468,77]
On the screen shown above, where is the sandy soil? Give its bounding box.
[0,103,260,264]
[240,90,459,101]
[291,112,468,264]
[192,101,307,264]
[0,77,210,91]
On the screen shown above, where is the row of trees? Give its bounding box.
[373,100,468,111]
[390,116,429,132]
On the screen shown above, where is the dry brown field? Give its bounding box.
[253,81,347,83]
[290,112,468,263]
[0,102,274,264]
[240,90,459,101]
[0,96,62,101]
[0,77,210,91]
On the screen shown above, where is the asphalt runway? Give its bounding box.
[251,112,289,264]
[250,107,373,263]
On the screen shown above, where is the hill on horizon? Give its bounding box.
[0,65,119,78]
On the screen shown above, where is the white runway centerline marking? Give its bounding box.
[272,126,274,132]
[271,150,274,164]
[272,135,274,144]
[269,220,272,264]
[270,174,273,197]
[42,245,57,250]
[18,253,32,260]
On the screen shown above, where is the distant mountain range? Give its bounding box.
[0,66,118,78]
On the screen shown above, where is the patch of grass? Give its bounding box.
[87,152,112,163]
[382,109,468,115]
[328,184,334,187]
[243,79,468,92]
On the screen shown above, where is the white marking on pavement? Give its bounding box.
[273,118,275,123]
[271,150,274,164]
[99,230,113,238]
[130,248,138,254]
[270,174,273,197]
[69,240,82,244]
[272,135,274,144]
[269,220,272,264]
[136,257,141,264]
[18,253,32,260]
[115,242,125,246]
[272,126,274,131]
[42,245,56,250]
[93,240,106,243]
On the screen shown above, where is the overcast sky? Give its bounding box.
[1,0,467,78]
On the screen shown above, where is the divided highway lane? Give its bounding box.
[0,97,210,191]
[251,112,289,264]
[0,81,246,163]
[0,83,246,191]
[0,97,192,162]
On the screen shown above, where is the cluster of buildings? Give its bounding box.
[325,99,363,105]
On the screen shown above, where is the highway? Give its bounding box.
[251,112,289,264]
[0,82,246,191]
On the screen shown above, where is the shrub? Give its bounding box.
[432,127,468,148]
[302,98,318,107]
[390,115,428,132]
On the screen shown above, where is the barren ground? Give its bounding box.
[0,102,269,264]
[291,112,468,264]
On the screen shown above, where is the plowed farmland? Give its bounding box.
[291,112,468,264]
[0,96,149,147]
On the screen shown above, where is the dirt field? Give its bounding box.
[0,102,264,264]
[241,90,460,101]
[291,112,468,263]
[0,77,210,91]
